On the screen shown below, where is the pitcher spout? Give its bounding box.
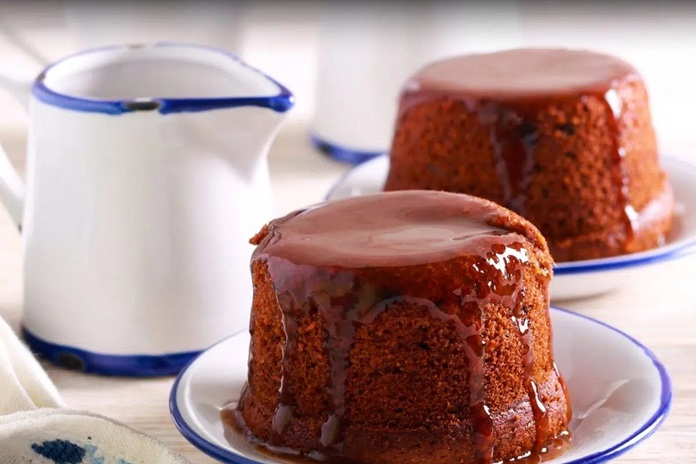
[151,42,296,115]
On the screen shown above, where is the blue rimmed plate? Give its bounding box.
[170,307,671,464]
[325,155,696,301]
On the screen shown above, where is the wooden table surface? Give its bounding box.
[0,127,694,463]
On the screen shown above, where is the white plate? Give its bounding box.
[325,155,696,301]
[170,307,671,464]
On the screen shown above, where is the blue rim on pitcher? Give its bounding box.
[22,327,202,377]
[31,42,294,115]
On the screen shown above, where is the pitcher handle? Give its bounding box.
[0,74,30,227]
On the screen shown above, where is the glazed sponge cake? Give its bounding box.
[231,190,571,463]
[384,48,674,262]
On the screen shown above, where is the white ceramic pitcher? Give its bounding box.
[0,43,293,376]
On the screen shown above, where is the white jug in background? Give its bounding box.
[312,2,522,164]
[62,1,247,53]
[0,43,293,376]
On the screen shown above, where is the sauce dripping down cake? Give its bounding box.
[384,48,675,262]
[227,190,571,463]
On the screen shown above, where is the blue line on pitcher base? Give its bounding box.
[310,133,384,165]
[22,327,201,377]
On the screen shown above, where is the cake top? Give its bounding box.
[406,48,638,99]
[251,190,547,268]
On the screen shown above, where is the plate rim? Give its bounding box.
[169,307,672,464]
[324,155,696,276]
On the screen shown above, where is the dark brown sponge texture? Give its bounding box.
[238,202,570,463]
[385,77,673,262]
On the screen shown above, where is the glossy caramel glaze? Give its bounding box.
[386,48,674,262]
[232,191,571,463]
[253,190,523,267]
[404,48,636,99]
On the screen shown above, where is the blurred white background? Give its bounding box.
[0,0,694,157]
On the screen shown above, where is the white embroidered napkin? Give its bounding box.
[0,316,191,464]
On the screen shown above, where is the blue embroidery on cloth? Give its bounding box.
[84,445,104,463]
[31,440,135,464]
[31,439,85,464]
